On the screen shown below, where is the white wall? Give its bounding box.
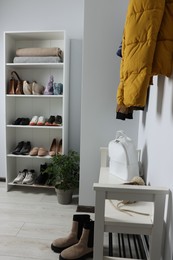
[138,76,173,260]
[1,1,171,257]
[0,0,84,177]
[79,0,139,206]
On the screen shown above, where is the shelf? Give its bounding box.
[8,182,55,189]
[103,257,140,260]
[7,154,52,159]
[5,30,65,40]
[6,94,63,98]
[6,125,63,129]
[6,62,64,69]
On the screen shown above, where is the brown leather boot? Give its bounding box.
[59,220,94,260]
[51,214,90,253]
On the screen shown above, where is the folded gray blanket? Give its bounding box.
[13,56,61,63]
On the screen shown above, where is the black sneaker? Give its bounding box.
[53,115,62,126]
[12,118,23,125]
[20,118,30,125]
[45,115,55,126]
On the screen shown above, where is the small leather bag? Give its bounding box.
[8,71,23,94]
[53,82,63,95]
[108,130,139,181]
[23,80,32,95]
[32,81,45,95]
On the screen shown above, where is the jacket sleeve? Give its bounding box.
[116,0,165,108]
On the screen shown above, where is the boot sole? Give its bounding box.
[51,243,74,254]
[59,251,93,260]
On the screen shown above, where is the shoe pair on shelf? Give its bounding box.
[13,169,35,185]
[13,165,49,186]
[12,141,31,155]
[45,115,62,126]
[29,115,62,126]
[29,147,48,157]
[29,116,46,126]
[49,138,62,156]
[12,117,30,125]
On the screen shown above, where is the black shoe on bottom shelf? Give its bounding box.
[35,163,49,185]
[35,172,49,185]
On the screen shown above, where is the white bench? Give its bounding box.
[93,147,169,260]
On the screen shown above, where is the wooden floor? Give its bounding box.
[0,182,94,260]
[0,181,148,259]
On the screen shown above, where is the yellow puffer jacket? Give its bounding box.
[116,0,173,119]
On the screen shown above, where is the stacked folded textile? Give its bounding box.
[13,56,61,63]
[13,47,63,63]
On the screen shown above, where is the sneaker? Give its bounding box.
[53,115,62,126]
[29,116,38,126]
[13,169,27,184]
[37,116,46,126]
[20,118,30,125]
[45,115,55,126]
[22,169,35,185]
[12,117,23,125]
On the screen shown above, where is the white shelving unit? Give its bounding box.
[4,30,69,191]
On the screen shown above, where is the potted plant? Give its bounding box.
[45,150,80,204]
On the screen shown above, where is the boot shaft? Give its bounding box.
[51,214,90,254]
[79,220,94,248]
[59,220,94,260]
[72,214,91,240]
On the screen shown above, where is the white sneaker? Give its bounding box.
[29,115,38,126]
[13,169,27,184]
[22,170,35,185]
[37,116,46,126]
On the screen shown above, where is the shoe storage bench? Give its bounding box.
[93,148,169,260]
[4,31,69,191]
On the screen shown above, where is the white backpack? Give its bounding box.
[108,130,139,181]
